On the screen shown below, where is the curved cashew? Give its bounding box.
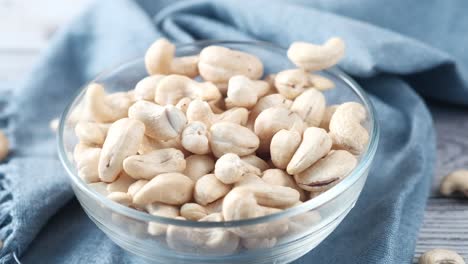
[74,144,101,183]
[249,94,293,123]
[210,122,259,157]
[145,38,199,77]
[262,169,306,201]
[166,213,240,254]
[287,127,332,175]
[107,192,133,206]
[225,75,270,109]
[329,102,369,155]
[133,172,194,205]
[74,122,110,146]
[194,174,232,205]
[290,89,326,127]
[180,203,208,221]
[254,107,306,153]
[241,237,277,249]
[263,74,278,94]
[127,180,148,197]
[294,150,357,192]
[83,83,130,122]
[205,198,224,214]
[137,135,186,155]
[214,153,261,184]
[181,121,210,155]
[183,154,215,182]
[240,155,270,172]
[146,202,180,236]
[309,74,335,91]
[199,45,263,83]
[186,99,248,127]
[123,148,186,180]
[107,171,135,193]
[270,129,301,170]
[0,131,8,162]
[419,249,465,264]
[274,69,311,100]
[440,170,468,197]
[287,37,345,71]
[319,105,339,130]
[154,75,221,106]
[98,118,145,182]
[128,101,187,140]
[134,75,165,101]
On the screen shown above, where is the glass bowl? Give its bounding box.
[57,40,379,264]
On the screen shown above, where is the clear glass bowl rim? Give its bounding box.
[57,40,380,228]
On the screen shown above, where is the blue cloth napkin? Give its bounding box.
[4,0,468,262]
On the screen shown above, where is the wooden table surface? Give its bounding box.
[1,0,467,263]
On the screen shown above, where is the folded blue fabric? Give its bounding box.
[3,0,468,262]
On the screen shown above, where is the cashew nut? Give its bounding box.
[270,129,301,170]
[175,97,192,113]
[225,75,270,109]
[182,154,215,182]
[194,174,232,206]
[0,130,9,162]
[287,37,345,71]
[154,75,221,105]
[329,102,369,155]
[145,38,199,77]
[295,150,357,192]
[180,203,208,221]
[287,127,332,175]
[199,45,263,83]
[249,94,293,123]
[128,101,187,141]
[181,121,210,155]
[127,180,148,197]
[288,210,322,235]
[83,83,129,122]
[49,118,59,132]
[440,170,468,197]
[134,74,165,101]
[98,118,145,182]
[166,213,240,254]
[262,169,306,201]
[107,171,135,193]
[290,89,326,127]
[308,74,335,91]
[319,105,339,130]
[133,172,194,205]
[186,99,248,127]
[105,92,133,119]
[234,173,264,188]
[107,192,133,206]
[137,135,186,156]
[419,249,465,264]
[146,203,180,236]
[74,122,110,146]
[88,182,109,196]
[123,148,186,180]
[210,122,259,157]
[74,145,101,183]
[274,69,311,100]
[240,154,270,172]
[254,107,305,153]
[214,153,261,184]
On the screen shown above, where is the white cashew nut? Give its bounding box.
[107,192,133,206]
[225,75,270,109]
[74,144,101,183]
[440,170,468,197]
[146,202,180,236]
[74,122,110,146]
[107,171,135,193]
[181,121,210,155]
[180,203,208,221]
[287,37,345,71]
[123,148,186,180]
[210,122,259,157]
[127,180,148,197]
[240,154,270,172]
[83,83,131,122]
[133,172,194,205]
[198,45,263,83]
[98,118,145,182]
[154,75,221,106]
[262,169,306,201]
[319,105,339,130]
[419,249,465,264]
[194,174,232,205]
[294,150,357,192]
[186,99,248,127]
[329,102,369,155]
[0,130,9,162]
[134,74,165,101]
[287,127,332,175]
[290,88,326,127]
[182,154,215,182]
[129,101,187,141]
[270,129,302,170]
[214,153,261,184]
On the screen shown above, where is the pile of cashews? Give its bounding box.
[72,37,370,252]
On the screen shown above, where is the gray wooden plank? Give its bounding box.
[414,198,468,263]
